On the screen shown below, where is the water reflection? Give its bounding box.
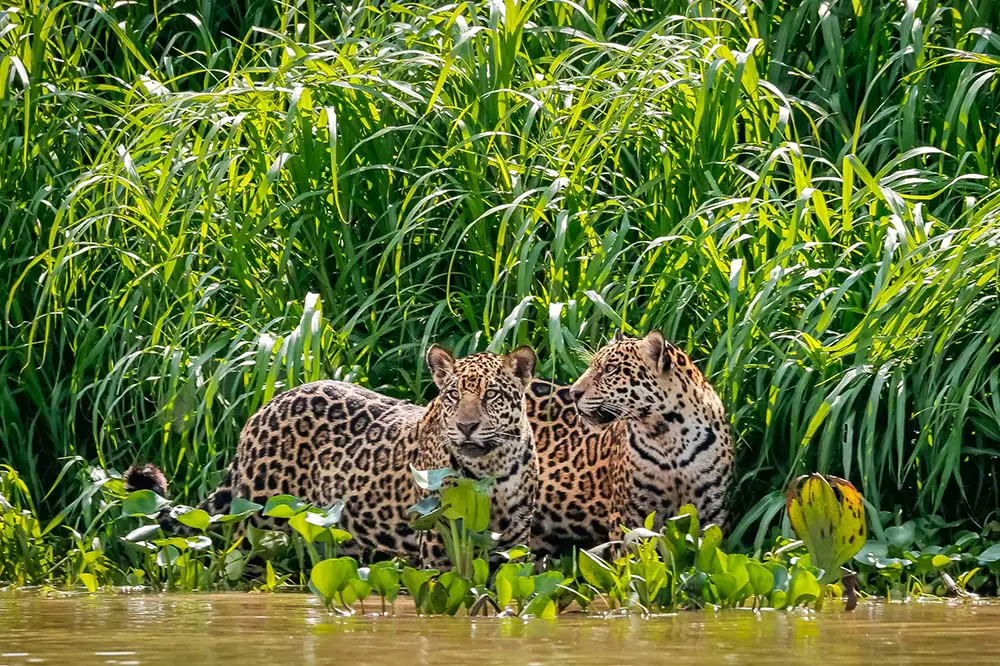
[1,594,996,665]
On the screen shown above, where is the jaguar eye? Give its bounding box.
[603,363,619,374]
[483,389,500,402]
[445,387,459,401]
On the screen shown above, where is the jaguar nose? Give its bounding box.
[456,420,480,439]
[569,386,586,403]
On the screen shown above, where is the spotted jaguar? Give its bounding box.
[527,331,733,555]
[126,346,539,565]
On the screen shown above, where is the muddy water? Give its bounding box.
[1,594,996,665]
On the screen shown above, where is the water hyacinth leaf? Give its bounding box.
[329,528,354,545]
[499,546,530,561]
[533,571,565,597]
[123,524,161,543]
[230,497,264,515]
[875,557,912,570]
[225,550,245,581]
[578,550,616,592]
[522,593,557,619]
[468,530,501,549]
[217,498,264,523]
[515,575,535,601]
[350,578,373,602]
[677,504,700,537]
[122,490,169,517]
[930,554,953,570]
[176,509,212,531]
[747,561,775,596]
[410,466,458,491]
[369,563,400,602]
[709,572,740,602]
[787,568,822,607]
[954,531,979,551]
[635,560,668,603]
[786,474,867,583]
[400,567,435,601]
[472,558,489,586]
[495,571,514,608]
[885,522,916,550]
[322,500,345,525]
[439,572,470,615]
[854,540,889,566]
[666,512,692,537]
[288,511,326,543]
[696,524,723,571]
[153,537,192,550]
[976,544,1000,566]
[156,545,181,567]
[495,563,525,607]
[247,525,289,555]
[407,495,441,516]
[304,504,346,529]
[186,535,213,551]
[441,479,490,532]
[263,495,306,518]
[725,554,751,594]
[473,476,496,495]
[339,580,359,608]
[309,557,359,606]
[407,496,446,530]
[684,570,708,596]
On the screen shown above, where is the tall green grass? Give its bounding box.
[2,0,999,546]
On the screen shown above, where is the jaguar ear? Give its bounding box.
[614,329,625,342]
[505,346,536,386]
[642,331,667,374]
[426,344,455,389]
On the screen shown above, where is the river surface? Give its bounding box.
[1,594,996,665]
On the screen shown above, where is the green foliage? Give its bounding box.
[8,463,1000,616]
[0,466,56,586]
[309,557,359,612]
[407,469,500,580]
[3,0,999,550]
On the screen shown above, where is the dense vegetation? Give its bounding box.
[6,463,1000,610]
[2,0,999,554]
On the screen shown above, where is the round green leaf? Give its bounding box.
[176,509,211,531]
[409,466,458,491]
[885,522,916,550]
[309,557,359,605]
[746,561,775,596]
[123,524,161,543]
[263,494,306,518]
[976,543,1000,565]
[787,568,821,608]
[122,490,169,517]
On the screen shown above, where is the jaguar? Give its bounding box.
[526,331,733,555]
[126,345,539,566]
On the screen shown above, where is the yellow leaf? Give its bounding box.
[786,474,867,583]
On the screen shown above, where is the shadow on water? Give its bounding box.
[1,594,997,665]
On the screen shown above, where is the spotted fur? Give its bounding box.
[126,346,539,566]
[527,332,733,555]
